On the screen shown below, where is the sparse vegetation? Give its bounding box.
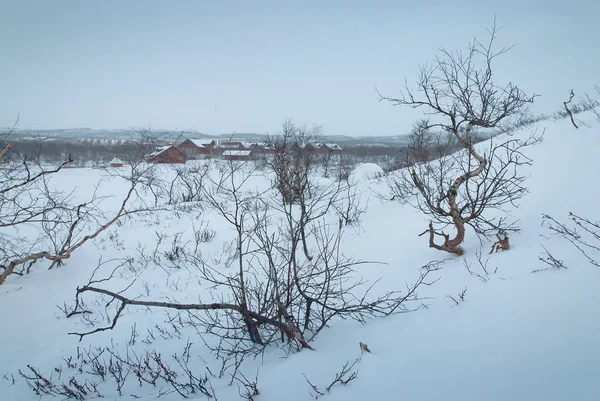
[2,12,600,401]
[0,125,165,284]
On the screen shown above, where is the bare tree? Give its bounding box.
[542,212,600,268]
[334,181,368,227]
[165,163,211,205]
[267,119,323,205]
[65,140,442,373]
[0,125,162,284]
[405,119,435,165]
[378,19,538,254]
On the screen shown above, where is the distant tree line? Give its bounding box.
[3,140,146,167]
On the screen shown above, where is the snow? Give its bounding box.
[188,139,213,148]
[222,149,253,156]
[146,145,172,158]
[109,156,123,165]
[2,112,600,400]
[348,162,384,183]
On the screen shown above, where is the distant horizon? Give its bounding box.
[2,1,598,136]
[9,125,408,139]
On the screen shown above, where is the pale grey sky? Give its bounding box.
[0,0,598,136]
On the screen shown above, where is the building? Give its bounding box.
[177,139,212,159]
[109,156,124,167]
[147,145,187,164]
[210,140,245,156]
[314,143,343,154]
[222,149,253,161]
[248,142,276,154]
[216,141,245,150]
[174,138,338,161]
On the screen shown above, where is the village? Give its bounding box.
[127,138,343,165]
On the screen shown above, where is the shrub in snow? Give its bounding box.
[378,19,539,255]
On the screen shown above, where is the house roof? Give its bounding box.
[218,141,243,149]
[250,142,274,149]
[242,141,266,149]
[296,142,342,150]
[109,156,124,165]
[185,139,215,148]
[147,145,171,158]
[188,139,208,148]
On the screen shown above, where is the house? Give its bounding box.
[222,149,253,161]
[249,142,276,154]
[175,138,283,161]
[211,140,245,156]
[109,156,124,167]
[177,139,212,159]
[314,143,343,154]
[147,145,187,164]
[217,141,245,150]
[323,143,343,153]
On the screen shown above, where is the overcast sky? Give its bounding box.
[0,0,598,136]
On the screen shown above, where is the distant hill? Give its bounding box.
[10,128,415,147]
[9,127,500,148]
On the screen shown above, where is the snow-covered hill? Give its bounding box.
[1,113,599,401]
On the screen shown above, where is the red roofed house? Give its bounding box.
[147,145,187,164]
[109,156,124,167]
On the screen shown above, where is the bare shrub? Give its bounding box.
[542,213,600,268]
[0,123,165,284]
[303,359,359,399]
[562,90,580,128]
[378,19,538,254]
[463,247,499,282]
[581,85,600,122]
[236,370,260,401]
[193,221,217,245]
[533,245,568,273]
[446,287,467,306]
[65,153,443,377]
[167,163,211,205]
[267,119,322,205]
[334,182,368,226]
[18,365,102,400]
[17,340,217,400]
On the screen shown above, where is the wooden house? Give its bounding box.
[147,145,187,164]
[177,139,212,159]
[249,142,276,154]
[222,149,253,161]
[109,156,124,167]
[314,143,343,154]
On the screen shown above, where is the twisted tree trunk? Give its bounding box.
[0,144,10,161]
[414,122,487,255]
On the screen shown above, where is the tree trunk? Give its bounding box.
[416,122,487,255]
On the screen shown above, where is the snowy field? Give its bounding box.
[2,113,600,401]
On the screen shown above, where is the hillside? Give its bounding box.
[1,112,599,401]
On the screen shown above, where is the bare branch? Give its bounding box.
[563,89,579,129]
[379,19,538,254]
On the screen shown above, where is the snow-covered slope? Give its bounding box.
[1,114,599,401]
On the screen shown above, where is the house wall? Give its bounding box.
[223,154,253,162]
[149,147,187,164]
[178,141,211,159]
